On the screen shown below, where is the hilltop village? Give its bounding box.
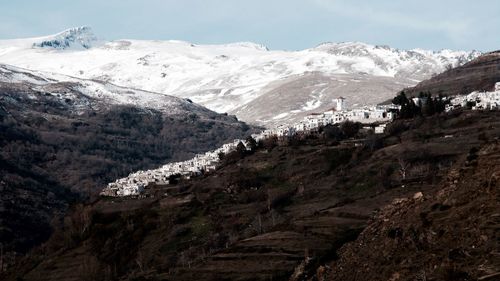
[100,87,500,197]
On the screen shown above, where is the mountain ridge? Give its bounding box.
[0,27,481,126]
[405,50,500,97]
[0,63,218,116]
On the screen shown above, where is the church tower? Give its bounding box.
[334,97,345,111]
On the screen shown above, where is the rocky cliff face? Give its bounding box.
[31,26,97,49]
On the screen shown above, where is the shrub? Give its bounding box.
[385,120,408,137]
[340,121,361,139]
[323,124,343,141]
[324,148,353,172]
[261,136,278,150]
[364,134,384,151]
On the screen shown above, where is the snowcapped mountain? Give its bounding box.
[0,63,221,118]
[312,42,477,78]
[0,27,480,126]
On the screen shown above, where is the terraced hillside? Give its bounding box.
[325,140,500,281]
[4,109,499,280]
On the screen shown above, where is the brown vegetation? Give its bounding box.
[325,142,500,281]
[0,82,256,265]
[3,109,499,281]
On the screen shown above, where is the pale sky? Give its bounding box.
[0,0,498,51]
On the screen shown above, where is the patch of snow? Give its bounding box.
[272,112,289,120]
[302,100,322,111]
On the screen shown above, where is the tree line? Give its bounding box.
[392,91,449,119]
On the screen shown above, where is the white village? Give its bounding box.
[100,84,500,197]
[446,82,500,111]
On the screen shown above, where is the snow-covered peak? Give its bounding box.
[312,41,383,54]
[32,26,97,49]
[310,41,480,76]
[222,42,269,51]
[0,29,482,126]
[315,41,372,49]
[312,41,479,61]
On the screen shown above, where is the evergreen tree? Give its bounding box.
[423,94,436,116]
[340,120,361,138]
[236,141,247,158]
[218,152,225,161]
[245,136,257,151]
[392,91,409,106]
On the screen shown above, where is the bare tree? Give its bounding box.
[266,189,272,211]
[135,248,147,274]
[271,209,276,226]
[398,158,410,182]
[257,214,263,234]
[297,184,305,196]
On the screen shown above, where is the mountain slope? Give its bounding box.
[405,50,500,96]
[0,27,480,125]
[0,63,225,115]
[326,143,500,281]
[0,64,255,265]
[4,109,499,281]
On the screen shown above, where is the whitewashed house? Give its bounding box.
[101,97,399,197]
[375,124,387,134]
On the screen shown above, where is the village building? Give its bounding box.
[100,98,398,197]
[375,123,387,134]
[333,97,346,111]
[448,86,500,111]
